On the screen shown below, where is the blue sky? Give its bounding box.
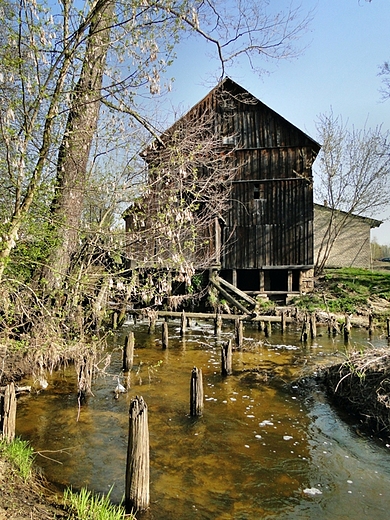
[160,0,390,245]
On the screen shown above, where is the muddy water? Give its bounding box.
[16,319,390,519]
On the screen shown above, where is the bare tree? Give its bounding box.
[314,111,390,274]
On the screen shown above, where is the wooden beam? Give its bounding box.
[215,276,256,306]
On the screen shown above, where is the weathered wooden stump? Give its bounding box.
[387,317,390,339]
[123,332,135,372]
[125,396,150,512]
[180,310,186,336]
[1,382,17,441]
[235,319,243,349]
[344,314,351,341]
[309,313,317,339]
[148,316,156,334]
[300,316,308,342]
[77,354,94,403]
[221,339,233,376]
[162,322,169,349]
[190,367,204,417]
[264,321,270,337]
[368,312,374,335]
[214,314,222,335]
[281,311,286,334]
[112,311,118,330]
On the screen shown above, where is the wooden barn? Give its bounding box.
[125,78,321,303]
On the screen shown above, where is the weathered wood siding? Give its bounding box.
[192,79,319,270]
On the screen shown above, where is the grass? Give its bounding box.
[0,437,34,481]
[292,267,390,315]
[64,486,132,520]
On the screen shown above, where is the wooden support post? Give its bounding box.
[221,339,233,376]
[180,311,186,336]
[1,382,17,442]
[190,367,204,417]
[162,322,169,350]
[123,332,135,372]
[148,316,156,334]
[344,314,351,341]
[309,313,317,339]
[112,311,118,330]
[264,320,271,337]
[186,316,192,328]
[258,320,264,332]
[301,316,308,342]
[125,396,150,512]
[368,312,374,335]
[281,311,286,334]
[387,317,390,339]
[77,355,94,404]
[235,319,243,349]
[214,314,222,336]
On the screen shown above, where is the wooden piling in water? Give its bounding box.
[309,313,317,339]
[123,332,135,372]
[77,354,94,403]
[148,316,156,334]
[281,311,286,333]
[214,314,222,335]
[344,314,351,341]
[125,396,150,512]
[1,382,17,442]
[162,322,169,349]
[368,312,374,335]
[190,367,204,417]
[221,339,233,376]
[180,311,186,336]
[235,319,243,349]
[387,317,390,339]
[300,315,308,342]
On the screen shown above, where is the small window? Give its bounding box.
[254,183,264,200]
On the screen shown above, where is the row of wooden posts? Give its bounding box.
[123,328,235,512]
[2,310,390,513]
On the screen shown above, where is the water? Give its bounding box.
[15,319,390,519]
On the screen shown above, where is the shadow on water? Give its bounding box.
[15,319,390,519]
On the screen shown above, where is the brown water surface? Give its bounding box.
[16,319,390,519]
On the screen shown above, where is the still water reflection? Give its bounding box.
[16,319,390,519]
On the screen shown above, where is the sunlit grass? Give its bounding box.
[64,486,132,520]
[0,437,34,481]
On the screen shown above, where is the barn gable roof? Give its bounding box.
[152,77,321,154]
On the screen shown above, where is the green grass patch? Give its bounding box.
[64,486,131,520]
[293,268,390,315]
[0,437,34,481]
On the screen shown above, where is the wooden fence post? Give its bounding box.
[344,314,351,341]
[148,316,156,334]
[77,354,94,404]
[125,396,150,512]
[221,339,233,376]
[162,322,169,349]
[123,332,134,372]
[214,314,222,335]
[235,319,243,349]
[387,317,390,339]
[1,382,17,442]
[180,311,186,336]
[264,321,270,337]
[281,311,286,334]
[301,315,308,342]
[190,367,204,417]
[368,312,374,335]
[309,313,317,339]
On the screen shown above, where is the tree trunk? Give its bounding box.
[43,1,114,290]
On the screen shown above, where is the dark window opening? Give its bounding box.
[264,270,288,291]
[237,269,260,291]
[253,183,264,200]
